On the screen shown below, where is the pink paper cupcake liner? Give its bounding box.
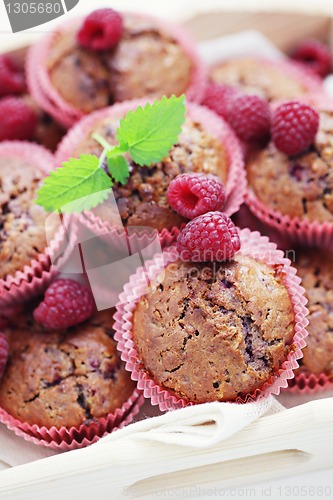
[27,12,207,129]
[0,388,144,451]
[54,99,246,247]
[286,372,333,395]
[210,56,324,98]
[0,141,76,307]
[245,189,333,251]
[114,228,309,412]
[232,204,292,251]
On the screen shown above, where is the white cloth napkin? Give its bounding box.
[96,396,284,448]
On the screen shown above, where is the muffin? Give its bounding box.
[245,107,333,248]
[0,309,137,429]
[55,101,245,233]
[0,142,57,282]
[27,11,206,126]
[115,229,308,409]
[210,57,322,102]
[131,255,295,403]
[294,248,333,377]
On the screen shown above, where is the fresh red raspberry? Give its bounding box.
[226,94,271,142]
[34,279,95,330]
[77,8,123,51]
[167,173,226,220]
[203,82,238,119]
[0,97,37,141]
[272,101,319,156]
[176,211,240,262]
[0,333,8,380]
[291,39,331,78]
[0,55,26,97]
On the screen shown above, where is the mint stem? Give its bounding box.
[98,150,107,169]
[92,133,113,151]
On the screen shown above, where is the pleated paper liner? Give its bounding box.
[245,189,333,251]
[0,141,75,307]
[54,98,246,246]
[232,203,293,251]
[27,12,208,128]
[286,372,333,395]
[0,388,144,451]
[114,228,309,412]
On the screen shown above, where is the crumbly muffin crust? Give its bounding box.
[73,117,228,231]
[47,14,193,113]
[247,110,333,223]
[0,156,50,280]
[210,58,308,102]
[294,249,333,375]
[0,310,136,428]
[132,254,295,402]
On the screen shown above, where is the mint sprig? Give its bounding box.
[36,95,186,214]
[35,155,111,214]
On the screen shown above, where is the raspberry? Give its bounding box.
[272,101,319,156]
[167,173,226,220]
[34,279,95,330]
[0,55,26,97]
[291,39,331,78]
[77,8,123,51]
[203,82,238,119]
[0,333,8,380]
[226,94,271,142]
[176,211,240,262]
[0,97,37,141]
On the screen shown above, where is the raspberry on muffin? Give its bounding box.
[246,106,333,224]
[34,279,96,330]
[166,173,226,220]
[28,10,203,123]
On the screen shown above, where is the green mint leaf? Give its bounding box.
[107,154,130,185]
[36,154,112,214]
[116,95,186,166]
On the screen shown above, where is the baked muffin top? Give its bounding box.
[47,14,193,113]
[0,156,52,280]
[0,310,136,428]
[294,248,333,375]
[71,117,228,231]
[247,110,333,223]
[210,57,310,102]
[132,254,295,402]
